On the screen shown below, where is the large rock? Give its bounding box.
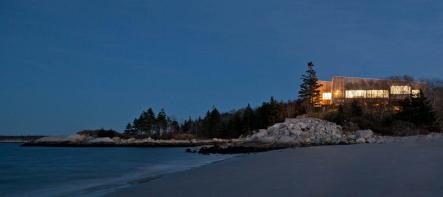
[244,118,344,145]
[66,134,89,143]
[88,137,114,144]
[356,138,366,143]
[355,129,374,139]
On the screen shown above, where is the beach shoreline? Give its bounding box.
[107,136,443,197]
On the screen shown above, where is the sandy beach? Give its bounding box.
[108,136,443,197]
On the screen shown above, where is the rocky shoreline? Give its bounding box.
[22,136,235,147]
[197,117,441,154]
[22,117,442,153]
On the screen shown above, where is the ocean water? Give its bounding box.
[0,143,232,197]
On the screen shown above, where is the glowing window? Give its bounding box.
[391,86,411,94]
[412,89,420,98]
[366,90,389,98]
[345,90,367,98]
[322,92,332,100]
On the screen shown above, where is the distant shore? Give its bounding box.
[107,135,443,197]
[0,136,45,143]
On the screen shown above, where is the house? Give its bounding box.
[318,76,424,106]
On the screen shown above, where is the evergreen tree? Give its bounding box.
[170,120,180,133]
[132,118,139,129]
[124,123,136,135]
[139,108,156,135]
[242,104,255,135]
[125,123,132,130]
[298,62,322,111]
[181,117,193,133]
[396,90,438,129]
[156,109,168,135]
[268,97,285,125]
[202,107,223,138]
[256,97,285,129]
[228,111,242,138]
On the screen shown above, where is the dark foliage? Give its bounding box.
[426,79,443,131]
[395,91,438,131]
[77,129,122,138]
[323,91,439,135]
[124,97,304,139]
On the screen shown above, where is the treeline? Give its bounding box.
[124,108,180,137]
[124,97,304,139]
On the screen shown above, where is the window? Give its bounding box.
[322,92,332,100]
[391,86,411,94]
[345,90,389,99]
[345,90,367,98]
[412,89,420,98]
[366,90,389,98]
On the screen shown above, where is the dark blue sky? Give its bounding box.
[1,0,443,135]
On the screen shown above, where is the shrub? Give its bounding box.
[395,91,439,131]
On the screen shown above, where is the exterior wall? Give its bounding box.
[318,76,425,106]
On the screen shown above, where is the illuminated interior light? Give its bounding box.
[366,90,389,98]
[322,92,332,100]
[390,86,411,94]
[411,89,420,98]
[345,90,367,98]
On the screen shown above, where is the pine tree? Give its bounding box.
[170,120,180,133]
[156,109,168,135]
[139,108,156,135]
[124,123,136,135]
[298,62,322,112]
[256,97,285,129]
[228,111,242,138]
[202,107,223,138]
[181,117,193,133]
[242,104,255,135]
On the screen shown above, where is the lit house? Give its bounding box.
[318,76,424,106]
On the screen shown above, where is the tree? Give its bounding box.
[298,62,322,112]
[242,104,255,135]
[256,97,285,129]
[124,123,136,135]
[156,109,168,135]
[181,117,193,133]
[228,111,242,138]
[396,90,438,129]
[202,107,223,138]
[170,120,180,133]
[139,108,156,135]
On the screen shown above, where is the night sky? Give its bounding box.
[1,0,443,135]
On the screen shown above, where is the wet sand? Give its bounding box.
[107,136,443,197]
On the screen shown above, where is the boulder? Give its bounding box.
[367,137,377,144]
[66,134,88,143]
[355,130,374,139]
[356,138,366,143]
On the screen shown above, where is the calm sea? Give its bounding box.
[0,143,232,197]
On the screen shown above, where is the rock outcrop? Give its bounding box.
[243,118,345,146]
[200,118,391,154]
